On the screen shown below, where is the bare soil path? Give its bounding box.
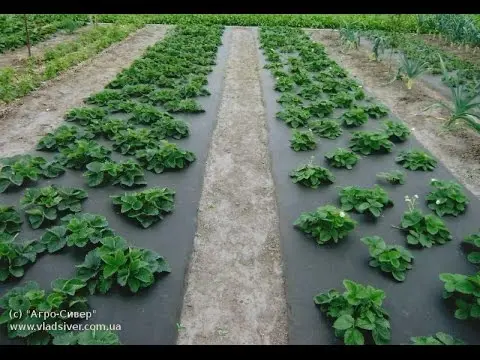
[0,25,170,158]
[176,27,288,345]
[309,29,480,198]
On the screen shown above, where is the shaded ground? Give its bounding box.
[0,25,93,69]
[309,29,480,198]
[0,25,170,157]
[177,27,288,345]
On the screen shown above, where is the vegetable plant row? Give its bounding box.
[259,26,479,345]
[0,24,225,345]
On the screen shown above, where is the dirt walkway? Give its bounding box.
[176,27,288,345]
[0,25,170,158]
[309,30,480,198]
[0,25,94,69]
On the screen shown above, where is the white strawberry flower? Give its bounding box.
[414,195,419,199]
[436,200,441,205]
[339,211,345,218]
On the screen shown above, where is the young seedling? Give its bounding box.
[395,149,437,171]
[376,170,406,185]
[290,129,317,151]
[361,236,414,281]
[325,148,360,169]
[308,119,343,139]
[338,185,393,218]
[289,157,335,188]
[314,279,391,345]
[389,55,429,90]
[294,205,356,245]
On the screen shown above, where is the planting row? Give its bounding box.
[0,24,225,345]
[259,26,479,345]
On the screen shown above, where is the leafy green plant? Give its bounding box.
[112,128,156,155]
[76,235,171,294]
[53,330,121,345]
[364,104,389,119]
[20,185,88,229]
[294,205,356,245]
[135,141,196,174]
[40,213,114,253]
[325,148,360,169]
[56,139,111,170]
[361,236,414,281]
[37,125,94,151]
[277,92,303,106]
[164,98,204,113]
[290,129,317,151]
[309,100,334,118]
[308,119,342,139]
[64,107,107,126]
[342,107,369,127]
[395,149,437,171]
[121,84,156,98]
[0,205,22,234]
[376,170,406,185]
[85,89,126,106]
[290,158,335,188]
[382,120,411,142]
[330,92,355,108]
[463,230,480,265]
[0,155,65,192]
[314,279,391,345]
[130,104,175,125]
[0,279,88,345]
[426,179,469,217]
[84,160,146,188]
[339,185,393,218]
[111,187,175,228]
[299,84,323,100]
[0,233,45,281]
[398,195,452,248]
[349,131,393,155]
[392,55,429,90]
[274,76,295,92]
[100,119,134,140]
[439,272,480,321]
[153,117,190,139]
[410,332,465,345]
[276,105,311,128]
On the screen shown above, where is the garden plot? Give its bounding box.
[309,30,480,198]
[258,27,480,345]
[0,24,227,345]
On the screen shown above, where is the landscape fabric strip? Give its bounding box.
[258,26,480,344]
[0,24,227,345]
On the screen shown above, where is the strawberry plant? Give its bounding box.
[164,98,204,113]
[100,119,134,140]
[21,185,88,229]
[439,272,480,321]
[463,231,480,265]
[135,141,196,174]
[426,179,469,217]
[112,128,156,155]
[153,118,190,139]
[313,279,391,345]
[52,330,121,345]
[294,205,356,245]
[398,195,452,248]
[349,131,393,155]
[274,76,295,92]
[291,69,311,86]
[76,235,171,294]
[299,84,323,100]
[339,185,393,218]
[290,129,316,151]
[309,100,334,118]
[330,92,355,108]
[64,107,107,126]
[37,125,95,151]
[0,279,88,345]
[0,233,45,282]
[308,119,342,139]
[0,155,65,192]
[382,120,411,142]
[121,84,156,98]
[342,107,369,127]
[147,88,181,105]
[40,213,114,253]
[325,148,359,169]
[290,158,335,188]
[111,187,175,228]
[364,104,389,119]
[56,139,111,170]
[130,103,175,125]
[84,160,146,188]
[376,170,406,185]
[85,89,126,106]
[0,205,22,234]
[106,99,138,113]
[361,236,414,281]
[277,93,303,106]
[276,105,311,128]
[410,332,465,345]
[395,150,437,171]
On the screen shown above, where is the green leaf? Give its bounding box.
[344,328,364,345]
[333,314,355,330]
